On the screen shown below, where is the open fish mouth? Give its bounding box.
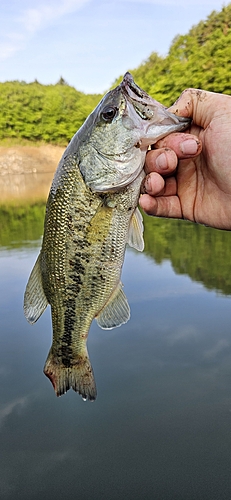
[121,72,147,100]
[121,71,191,126]
[120,72,191,149]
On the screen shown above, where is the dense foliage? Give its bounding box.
[0,4,231,143]
[0,81,102,145]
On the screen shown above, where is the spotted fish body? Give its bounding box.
[24,73,190,400]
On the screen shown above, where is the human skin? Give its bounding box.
[139,88,231,230]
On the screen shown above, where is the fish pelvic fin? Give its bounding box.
[24,253,48,324]
[43,347,97,401]
[96,281,130,329]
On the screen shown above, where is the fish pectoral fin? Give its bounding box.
[96,282,130,329]
[127,207,144,252]
[24,253,48,324]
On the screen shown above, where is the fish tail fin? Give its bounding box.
[43,348,97,401]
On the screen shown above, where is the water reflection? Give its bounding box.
[1,159,231,499]
[1,176,231,295]
[144,215,231,295]
[0,171,54,203]
[1,247,231,499]
[0,145,63,204]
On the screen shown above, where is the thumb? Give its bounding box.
[168,88,228,129]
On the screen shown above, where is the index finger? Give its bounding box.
[155,132,202,158]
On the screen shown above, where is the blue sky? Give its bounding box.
[0,0,228,93]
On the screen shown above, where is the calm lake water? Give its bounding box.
[1,170,231,500]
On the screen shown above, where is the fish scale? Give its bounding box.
[24,73,190,400]
[42,155,143,399]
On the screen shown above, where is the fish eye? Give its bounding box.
[101,106,117,123]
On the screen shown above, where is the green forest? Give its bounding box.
[1,3,231,145]
[0,81,101,146]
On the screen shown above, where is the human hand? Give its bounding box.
[139,88,231,230]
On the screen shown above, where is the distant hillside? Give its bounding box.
[0,3,231,145]
[113,3,231,105]
[0,80,102,146]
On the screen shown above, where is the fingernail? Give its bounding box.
[156,152,168,170]
[180,139,198,155]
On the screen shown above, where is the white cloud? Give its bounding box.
[0,42,22,61]
[0,397,28,427]
[0,0,91,61]
[204,339,230,359]
[167,325,199,345]
[19,0,90,34]
[0,30,25,60]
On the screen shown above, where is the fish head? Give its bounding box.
[121,72,190,148]
[76,73,190,192]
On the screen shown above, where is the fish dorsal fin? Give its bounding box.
[127,207,144,252]
[96,282,130,329]
[24,253,48,324]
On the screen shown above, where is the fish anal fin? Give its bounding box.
[24,253,48,324]
[96,281,130,329]
[127,207,144,251]
[44,347,97,401]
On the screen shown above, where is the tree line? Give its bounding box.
[0,80,102,146]
[0,3,231,145]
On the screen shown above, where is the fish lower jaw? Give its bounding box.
[44,348,97,401]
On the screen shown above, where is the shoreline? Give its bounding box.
[0,144,65,175]
[0,145,66,204]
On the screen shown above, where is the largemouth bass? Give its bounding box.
[24,73,190,400]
